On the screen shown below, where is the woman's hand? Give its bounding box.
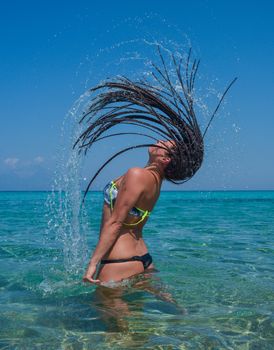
[83,263,100,284]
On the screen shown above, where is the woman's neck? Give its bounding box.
[144,162,165,181]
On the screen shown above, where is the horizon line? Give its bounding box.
[0,189,274,193]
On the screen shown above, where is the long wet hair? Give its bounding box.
[74,47,236,199]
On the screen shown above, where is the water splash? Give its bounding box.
[46,92,91,277]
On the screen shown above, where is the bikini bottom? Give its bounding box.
[101,253,153,269]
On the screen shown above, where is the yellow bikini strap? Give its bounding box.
[109,181,116,211]
[109,180,150,226]
[123,210,150,227]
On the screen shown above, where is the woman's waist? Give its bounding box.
[103,235,148,260]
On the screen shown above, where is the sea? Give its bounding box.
[0,190,273,350]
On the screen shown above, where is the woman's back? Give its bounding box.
[101,166,162,239]
[96,167,162,281]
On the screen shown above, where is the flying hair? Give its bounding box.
[74,47,237,200]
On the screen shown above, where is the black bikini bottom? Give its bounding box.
[101,253,153,269]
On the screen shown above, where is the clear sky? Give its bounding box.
[0,0,273,191]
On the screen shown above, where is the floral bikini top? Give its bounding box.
[103,180,151,226]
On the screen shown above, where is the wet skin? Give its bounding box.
[83,140,174,284]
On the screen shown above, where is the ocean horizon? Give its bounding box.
[1,189,274,192]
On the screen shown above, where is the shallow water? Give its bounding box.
[0,191,274,349]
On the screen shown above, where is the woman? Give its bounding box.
[75,48,236,284]
[83,139,174,283]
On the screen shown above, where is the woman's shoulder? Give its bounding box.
[123,167,156,190]
[120,167,149,187]
[125,167,148,179]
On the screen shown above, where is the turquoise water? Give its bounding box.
[0,191,273,349]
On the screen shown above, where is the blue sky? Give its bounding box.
[0,0,273,190]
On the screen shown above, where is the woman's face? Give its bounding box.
[148,140,175,159]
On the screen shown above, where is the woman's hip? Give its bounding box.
[98,253,153,282]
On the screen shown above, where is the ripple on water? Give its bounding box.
[1,190,274,349]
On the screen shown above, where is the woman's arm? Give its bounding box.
[83,168,146,283]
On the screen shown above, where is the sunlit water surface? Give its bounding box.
[0,191,274,349]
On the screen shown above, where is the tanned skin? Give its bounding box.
[83,140,174,284]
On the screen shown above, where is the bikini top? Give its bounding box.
[103,180,151,226]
